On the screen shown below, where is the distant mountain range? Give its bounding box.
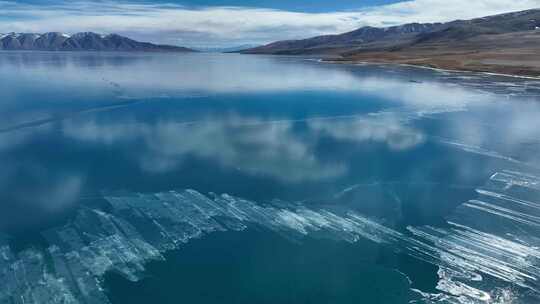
[241,9,540,77]
[0,32,194,52]
[243,22,443,55]
[242,9,540,55]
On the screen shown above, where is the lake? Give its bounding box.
[0,52,540,304]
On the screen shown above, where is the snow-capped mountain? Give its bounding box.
[0,32,194,52]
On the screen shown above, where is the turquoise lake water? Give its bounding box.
[1,52,540,304]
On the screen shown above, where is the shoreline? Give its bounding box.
[322,58,540,81]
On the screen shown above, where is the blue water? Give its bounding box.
[1,52,540,304]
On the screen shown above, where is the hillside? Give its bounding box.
[242,9,540,77]
[0,32,194,52]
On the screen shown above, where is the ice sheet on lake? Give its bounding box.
[2,171,540,303]
[410,169,540,303]
[438,140,525,164]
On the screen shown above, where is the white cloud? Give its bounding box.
[0,0,539,47]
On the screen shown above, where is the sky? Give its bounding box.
[1,0,540,47]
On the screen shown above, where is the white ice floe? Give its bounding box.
[490,170,540,191]
[437,139,525,165]
[1,170,540,304]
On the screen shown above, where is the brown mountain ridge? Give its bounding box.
[242,9,540,77]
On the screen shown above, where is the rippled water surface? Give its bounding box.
[1,52,540,304]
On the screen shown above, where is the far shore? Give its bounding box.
[325,51,540,80]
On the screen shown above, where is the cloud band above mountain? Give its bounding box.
[1,0,540,47]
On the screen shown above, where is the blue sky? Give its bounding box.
[1,0,540,47]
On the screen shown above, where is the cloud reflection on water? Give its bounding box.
[0,53,500,102]
[61,109,435,181]
[0,161,83,232]
[309,113,426,151]
[1,53,540,304]
[443,100,540,167]
[0,52,539,232]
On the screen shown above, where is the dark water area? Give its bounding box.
[1,52,540,304]
[105,229,418,304]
